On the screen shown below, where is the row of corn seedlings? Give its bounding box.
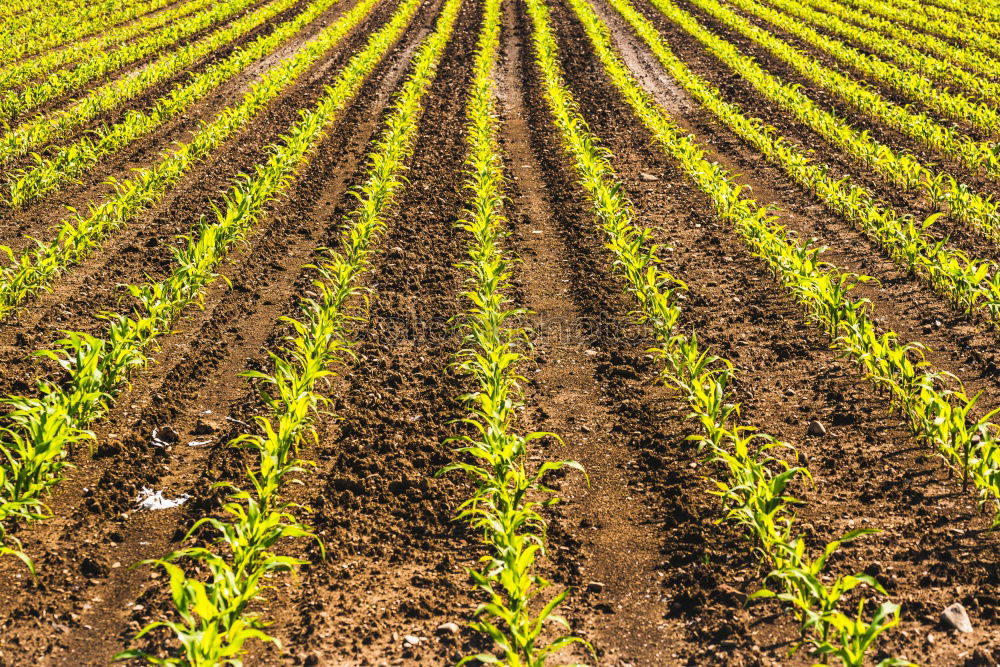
[6,0,343,208]
[900,0,1000,28]
[772,0,1000,107]
[0,0,177,66]
[0,0,214,93]
[0,0,138,48]
[0,0,264,126]
[117,1,464,660]
[0,0,94,24]
[753,0,1000,134]
[794,0,1000,85]
[874,0,997,24]
[0,0,387,323]
[0,0,423,572]
[609,0,1000,324]
[0,0,296,167]
[700,0,1000,178]
[0,0,148,42]
[833,0,1000,53]
[905,0,1000,25]
[0,0,96,21]
[679,0,1000,238]
[526,0,908,663]
[572,0,1000,528]
[442,0,587,662]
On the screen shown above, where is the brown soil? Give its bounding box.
[1,0,999,665]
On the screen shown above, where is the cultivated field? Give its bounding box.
[0,0,997,664]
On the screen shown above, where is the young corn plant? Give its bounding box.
[442,0,589,662]
[533,0,914,662]
[119,0,464,660]
[0,0,424,569]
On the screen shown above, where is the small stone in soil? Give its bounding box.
[807,420,826,437]
[436,622,460,635]
[587,581,606,593]
[639,172,659,182]
[941,602,974,633]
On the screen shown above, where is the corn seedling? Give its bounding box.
[441,0,589,662]
[526,0,909,663]
[0,0,424,571]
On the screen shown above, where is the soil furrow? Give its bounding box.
[496,3,702,663]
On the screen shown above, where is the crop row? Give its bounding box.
[0,0,298,170]
[0,0,402,568]
[0,0,214,94]
[0,0,383,324]
[442,0,588,663]
[0,0,262,126]
[717,0,1000,177]
[0,0,97,22]
[685,0,1000,240]
[0,0,87,23]
[640,0,1000,322]
[0,0,178,67]
[911,0,1000,26]
[836,0,1000,53]
[6,0,342,208]
[882,0,999,24]
[116,0,450,659]
[0,0,141,47]
[794,0,1000,85]
[526,0,907,663]
[581,0,1000,532]
[775,0,1000,110]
